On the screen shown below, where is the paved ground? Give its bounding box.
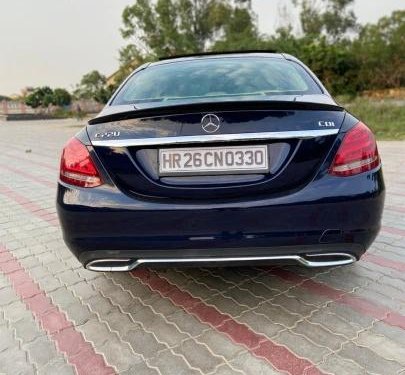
[0,119,404,375]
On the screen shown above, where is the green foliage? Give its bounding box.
[211,6,262,51]
[354,10,405,90]
[52,88,72,107]
[265,8,404,95]
[120,0,259,60]
[293,0,357,41]
[25,87,53,108]
[24,87,72,108]
[74,70,113,104]
[298,38,360,95]
[94,2,405,98]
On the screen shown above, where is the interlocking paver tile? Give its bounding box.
[196,328,245,359]
[165,309,210,337]
[251,273,293,293]
[237,310,285,338]
[2,301,32,323]
[230,351,280,375]
[293,320,346,351]
[172,338,224,374]
[205,293,249,316]
[211,363,245,375]
[318,353,372,375]
[372,320,405,346]
[274,330,331,364]
[236,278,281,300]
[0,286,20,306]
[355,329,405,365]
[62,298,93,326]
[0,326,18,353]
[120,362,160,375]
[253,301,303,328]
[97,335,144,373]
[307,309,361,339]
[324,302,376,328]
[24,335,61,368]
[338,341,403,374]
[270,293,318,316]
[222,286,265,308]
[0,347,36,375]
[1,120,405,375]
[123,327,167,359]
[313,267,373,291]
[284,286,331,307]
[147,348,202,375]
[37,358,75,375]
[13,317,43,343]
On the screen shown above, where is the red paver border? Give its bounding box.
[362,253,405,273]
[381,226,405,237]
[385,205,405,214]
[0,184,58,227]
[0,243,116,375]
[0,164,55,188]
[3,152,56,171]
[131,268,326,375]
[269,268,405,330]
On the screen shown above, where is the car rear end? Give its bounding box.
[56,53,385,271]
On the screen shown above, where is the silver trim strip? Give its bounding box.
[85,252,356,272]
[91,129,339,147]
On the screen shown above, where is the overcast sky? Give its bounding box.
[0,0,404,95]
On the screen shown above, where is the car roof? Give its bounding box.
[150,51,288,67]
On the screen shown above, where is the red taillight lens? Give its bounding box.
[329,122,380,177]
[59,137,102,187]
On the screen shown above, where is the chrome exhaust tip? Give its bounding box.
[299,252,357,267]
[85,252,357,272]
[86,258,135,272]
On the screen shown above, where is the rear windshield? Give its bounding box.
[112,57,322,106]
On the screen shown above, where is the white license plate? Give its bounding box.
[159,145,269,175]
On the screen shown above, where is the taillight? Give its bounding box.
[59,137,103,187]
[329,122,380,177]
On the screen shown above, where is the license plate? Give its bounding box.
[159,145,269,175]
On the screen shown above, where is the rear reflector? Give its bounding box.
[329,122,380,177]
[59,137,102,187]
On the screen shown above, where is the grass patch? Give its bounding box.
[339,97,405,140]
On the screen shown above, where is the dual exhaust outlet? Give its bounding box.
[85,252,357,272]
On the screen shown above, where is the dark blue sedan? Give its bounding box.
[56,52,385,271]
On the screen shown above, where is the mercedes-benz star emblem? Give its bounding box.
[201,114,221,133]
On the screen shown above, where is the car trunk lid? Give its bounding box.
[88,101,345,201]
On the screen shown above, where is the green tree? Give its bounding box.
[120,0,259,61]
[25,87,53,108]
[293,0,357,41]
[212,5,261,51]
[52,88,72,107]
[300,38,360,95]
[110,44,152,91]
[265,26,305,57]
[354,10,405,89]
[74,70,112,104]
[264,29,360,95]
[112,1,403,97]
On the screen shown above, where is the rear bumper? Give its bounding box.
[83,246,360,271]
[56,168,385,269]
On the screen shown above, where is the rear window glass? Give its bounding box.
[112,57,322,105]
